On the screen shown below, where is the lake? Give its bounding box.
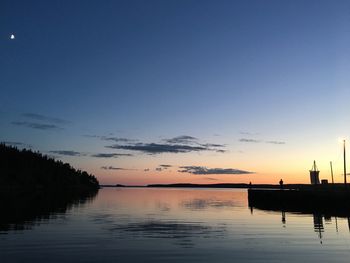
[1,187,350,262]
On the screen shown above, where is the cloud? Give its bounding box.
[107,143,226,154]
[155,164,172,172]
[106,143,209,154]
[204,177,218,181]
[101,136,136,143]
[83,134,100,138]
[101,166,128,170]
[239,138,261,143]
[22,113,70,124]
[91,153,133,158]
[164,135,198,144]
[240,131,260,136]
[104,135,227,155]
[200,143,224,147]
[83,134,136,143]
[49,150,84,156]
[159,164,172,168]
[239,138,286,145]
[12,121,62,130]
[266,140,286,145]
[2,141,32,148]
[178,166,253,175]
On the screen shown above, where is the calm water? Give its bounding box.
[2,188,350,262]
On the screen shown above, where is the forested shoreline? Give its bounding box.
[0,144,99,190]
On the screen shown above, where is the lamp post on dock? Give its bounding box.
[344,140,347,185]
[330,161,334,184]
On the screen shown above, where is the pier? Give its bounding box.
[248,185,350,217]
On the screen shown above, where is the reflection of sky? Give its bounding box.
[181,198,237,211]
[2,1,350,185]
[2,188,350,262]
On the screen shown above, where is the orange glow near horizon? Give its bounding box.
[59,134,349,186]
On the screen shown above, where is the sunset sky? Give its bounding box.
[1,0,350,185]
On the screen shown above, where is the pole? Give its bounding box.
[344,140,347,185]
[313,160,316,171]
[330,161,334,184]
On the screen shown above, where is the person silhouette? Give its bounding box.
[279,179,284,189]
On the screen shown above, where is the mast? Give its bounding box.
[344,140,347,185]
[330,161,334,184]
[313,160,317,171]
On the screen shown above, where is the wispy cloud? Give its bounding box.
[12,121,63,130]
[240,131,260,136]
[83,134,99,138]
[200,143,224,148]
[239,138,261,143]
[239,138,286,145]
[2,141,32,148]
[159,164,172,168]
[107,143,211,154]
[83,134,136,143]
[163,136,226,151]
[101,136,137,143]
[178,166,253,175]
[204,177,219,181]
[101,166,128,170]
[164,135,197,144]
[266,140,286,145]
[155,164,172,172]
[91,153,133,158]
[106,136,226,154]
[22,113,70,124]
[49,150,84,156]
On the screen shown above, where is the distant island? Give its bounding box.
[147,183,311,189]
[0,144,99,191]
[100,183,328,189]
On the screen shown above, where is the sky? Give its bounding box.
[1,0,350,185]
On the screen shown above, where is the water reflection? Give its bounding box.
[89,189,232,248]
[249,201,350,244]
[181,198,236,210]
[313,214,324,242]
[3,188,350,262]
[106,219,225,248]
[248,193,350,218]
[0,189,97,232]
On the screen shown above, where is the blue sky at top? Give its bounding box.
[1,0,350,184]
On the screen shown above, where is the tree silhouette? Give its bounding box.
[0,143,99,190]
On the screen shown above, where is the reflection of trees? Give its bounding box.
[0,189,97,231]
